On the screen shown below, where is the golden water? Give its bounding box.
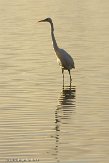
[0,0,109,163]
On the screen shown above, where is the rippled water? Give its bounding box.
[0,0,109,163]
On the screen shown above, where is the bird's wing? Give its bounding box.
[58,48,75,69]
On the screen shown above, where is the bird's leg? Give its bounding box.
[68,70,72,85]
[62,69,64,87]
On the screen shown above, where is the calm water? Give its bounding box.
[0,0,109,163]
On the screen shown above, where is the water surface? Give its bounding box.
[0,0,109,163]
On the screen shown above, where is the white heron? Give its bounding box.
[38,18,75,85]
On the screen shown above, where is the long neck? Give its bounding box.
[50,22,59,51]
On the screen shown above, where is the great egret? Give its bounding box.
[38,18,75,85]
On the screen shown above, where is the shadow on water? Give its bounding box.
[54,85,76,162]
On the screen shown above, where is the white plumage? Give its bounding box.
[38,18,75,85]
[56,48,75,70]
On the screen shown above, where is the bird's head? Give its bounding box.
[38,17,52,24]
[38,17,54,31]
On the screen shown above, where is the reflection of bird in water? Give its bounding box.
[57,85,76,121]
[38,18,75,85]
[54,85,76,162]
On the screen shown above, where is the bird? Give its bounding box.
[38,18,75,85]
